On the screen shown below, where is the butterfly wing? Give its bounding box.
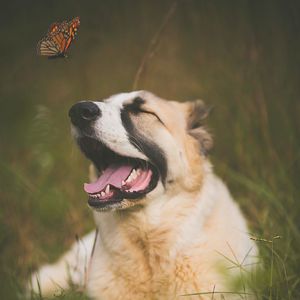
[37,36,61,57]
[52,32,68,52]
[64,17,80,52]
[48,22,60,33]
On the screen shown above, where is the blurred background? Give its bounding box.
[0,0,299,299]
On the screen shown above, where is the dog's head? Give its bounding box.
[69,91,212,211]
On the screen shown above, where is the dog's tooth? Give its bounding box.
[128,169,136,178]
[101,191,105,197]
[96,193,101,198]
[131,169,137,179]
[136,169,141,175]
[121,180,126,186]
[105,185,110,194]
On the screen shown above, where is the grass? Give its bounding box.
[0,0,299,299]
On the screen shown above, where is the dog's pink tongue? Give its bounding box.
[84,165,133,194]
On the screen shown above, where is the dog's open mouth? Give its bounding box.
[78,137,159,210]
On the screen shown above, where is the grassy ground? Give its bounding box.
[0,1,299,299]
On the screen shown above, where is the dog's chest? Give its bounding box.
[87,247,202,300]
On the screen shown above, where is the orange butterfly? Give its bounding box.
[37,17,80,58]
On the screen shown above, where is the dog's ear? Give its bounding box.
[186,100,213,155]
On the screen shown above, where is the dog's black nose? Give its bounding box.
[68,102,101,127]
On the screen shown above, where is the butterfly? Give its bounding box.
[37,17,80,58]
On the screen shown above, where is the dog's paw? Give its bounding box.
[26,265,66,298]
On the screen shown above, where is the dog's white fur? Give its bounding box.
[29,91,257,299]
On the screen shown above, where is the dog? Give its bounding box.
[28,91,257,299]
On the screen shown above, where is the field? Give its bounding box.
[0,1,299,299]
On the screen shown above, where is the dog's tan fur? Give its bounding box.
[29,91,257,299]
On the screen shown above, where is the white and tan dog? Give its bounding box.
[29,91,257,299]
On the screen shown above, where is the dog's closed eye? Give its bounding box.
[138,109,164,125]
[124,97,164,125]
